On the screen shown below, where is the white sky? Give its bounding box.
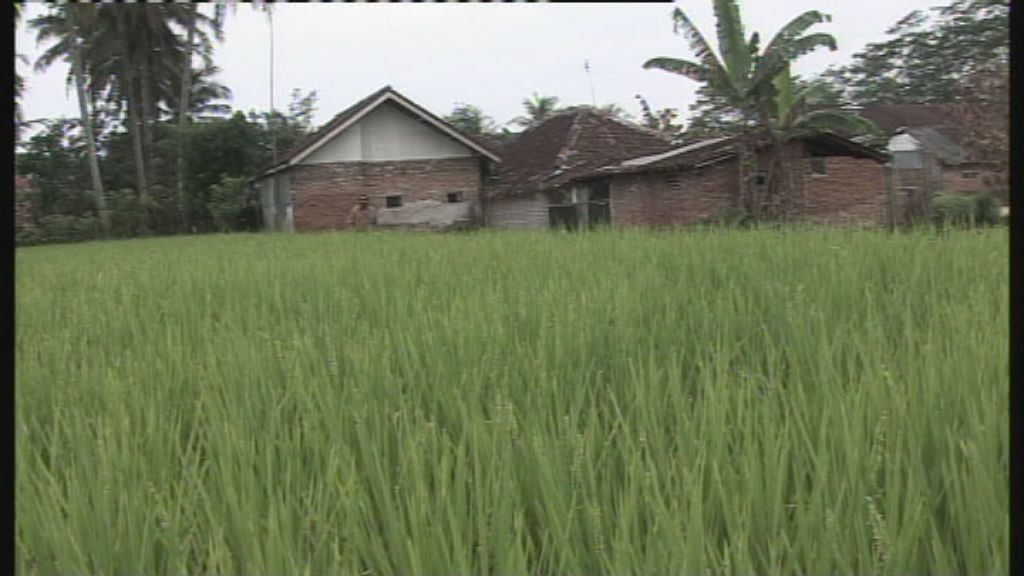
[16,1,943,131]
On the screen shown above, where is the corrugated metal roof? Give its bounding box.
[618,137,733,167]
[901,127,967,165]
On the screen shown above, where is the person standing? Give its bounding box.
[349,194,377,230]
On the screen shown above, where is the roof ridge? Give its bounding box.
[253,84,499,179]
[553,109,588,171]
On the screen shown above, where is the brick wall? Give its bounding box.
[941,163,1006,196]
[799,155,887,226]
[15,200,35,230]
[610,160,739,227]
[289,157,483,231]
[15,176,36,231]
[606,144,887,228]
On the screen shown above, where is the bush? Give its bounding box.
[106,188,156,237]
[15,225,40,247]
[973,193,1001,226]
[36,214,100,244]
[702,207,751,227]
[206,174,248,232]
[933,192,1002,228]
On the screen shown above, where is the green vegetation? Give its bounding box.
[16,229,1008,574]
[933,192,1002,228]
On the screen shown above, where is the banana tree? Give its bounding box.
[643,1,838,220]
[768,64,883,213]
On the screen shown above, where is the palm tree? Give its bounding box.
[164,63,232,119]
[175,3,224,229]
[513,93,562,128]
[30,5,111,235]
[89,5,202,213]
[643,2,838,220]
[87,6,151,207]
[595,103,631,121]
[15,3,26,136]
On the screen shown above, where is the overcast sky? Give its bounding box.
[16,1,943,131]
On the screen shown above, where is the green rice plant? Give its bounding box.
[16,227,1008,575]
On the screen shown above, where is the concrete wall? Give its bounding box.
[484,193,549,229]
[257,173,293,231]
[289,157,482,231]
[302,102,474,164]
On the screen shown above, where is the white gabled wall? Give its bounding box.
[302,102,473,164]
[304,123,362,163]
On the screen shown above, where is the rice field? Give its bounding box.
[16,228,1008,575]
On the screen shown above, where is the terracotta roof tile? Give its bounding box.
[487,108,673,198]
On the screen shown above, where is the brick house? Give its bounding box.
[251,87,890,231]
[590,134,889,227]
[250,86,501,231]
[485,109,888,229]
[846,104,1008,221]
[484,107,674,229]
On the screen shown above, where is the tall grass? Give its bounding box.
[16,228,1008,575]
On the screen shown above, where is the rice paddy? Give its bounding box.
[15,228,1008,575]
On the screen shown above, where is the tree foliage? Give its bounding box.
[14,101,309,244]
[823,0,1008,105]
[951,61,1008,193]
[513,93,562,128]
[445,103,498,136]
[634,95,683,138]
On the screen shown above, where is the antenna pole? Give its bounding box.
[269,6,276,163]
[584,60,596,107]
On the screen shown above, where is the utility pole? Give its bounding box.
[269,6,276,164]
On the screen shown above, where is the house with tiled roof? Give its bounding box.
[484,106,675,229]
[248,86,895,232]
[845,104,1006,199]
[588,132,889,227]
[250,86,501,232]
[485,109,889,228]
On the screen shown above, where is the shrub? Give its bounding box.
[703,206,751,227]
[106,188,155,237]
[15,225,40,246]
[933,193,978,228]
[933,192,1003,228]
[973,192,1001,226]
[206,174,248,232]
[35,214,99,244]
